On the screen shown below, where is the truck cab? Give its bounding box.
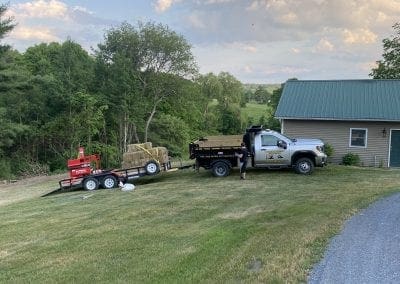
[250,129,327,174]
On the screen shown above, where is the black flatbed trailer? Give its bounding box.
[42,161,173,197]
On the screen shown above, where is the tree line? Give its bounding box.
[0,5,282,179]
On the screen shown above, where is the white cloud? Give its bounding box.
[154,0,183,13]
[343,28,377,44]
[360,61,378,72]
[73,6,94,15]
[10,26,59,42]
[243,65,253,73]
[3,0,396,83]
[279,11,298,25]
[241,44,258,53]
[314,38,335,52]
[263,66,311,76]
[291,48,300,54]
[205,0,236,3]
[9,0,68,20]
[187,13,206,29]
[154,0,173,13]
[5,0,116,51]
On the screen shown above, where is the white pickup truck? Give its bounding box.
[189,126,327,176]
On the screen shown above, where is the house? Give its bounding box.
[275,79,400,167]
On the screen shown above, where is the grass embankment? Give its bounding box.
[1,166,400,282]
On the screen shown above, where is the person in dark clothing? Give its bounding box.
[236,142,248,180]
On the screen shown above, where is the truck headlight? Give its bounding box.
[316,145,324,152]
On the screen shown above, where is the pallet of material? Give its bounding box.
[122,142,169,169]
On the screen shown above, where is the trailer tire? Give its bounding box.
[102,175,117,189]
[294,157,314,175]
[145,160,160,175]
[212,161,230,177]
[83,177,99,191]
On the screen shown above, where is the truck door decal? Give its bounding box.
[266,150,285,161]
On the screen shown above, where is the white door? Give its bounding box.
[254,134,290,166]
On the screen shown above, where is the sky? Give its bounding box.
[2,0,399,84]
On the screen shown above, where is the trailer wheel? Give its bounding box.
[102,175,117,189]
[294,157,314,175]
[83,177,99,191]
[145,160,160,175]
[212,161,230,177]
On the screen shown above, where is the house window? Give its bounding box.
[261,135,279,147]
[350,128,367,148]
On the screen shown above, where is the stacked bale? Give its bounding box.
[122,142,169,169]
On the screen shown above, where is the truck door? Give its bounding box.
[254,134,290,166]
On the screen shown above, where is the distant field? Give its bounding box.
[241,102,271,124]
[244,83,281,94]
[1,166,400,282]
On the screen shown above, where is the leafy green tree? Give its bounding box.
[69,92,108,152]
[370,23,400,79]
[21,40,98,166]
[0,3,15,55]
[149,113,190,157]
[0,50,31,142]
[96,21,198,149]
[217,72,243,107]
[217,104,243,135]
[137,22,198,142]
[0,107,28,154]
[197,73,222,116]
[253,86,271,104]
[160,77,208,138]
[266,85,283,131]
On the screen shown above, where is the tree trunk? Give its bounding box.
[144,97,163,142]
[123,112,128,153]
[130,123,140,143]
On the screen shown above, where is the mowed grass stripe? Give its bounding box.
[1,166,399,282]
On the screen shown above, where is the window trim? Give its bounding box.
[349,128,368,148]
[261,134,279,147]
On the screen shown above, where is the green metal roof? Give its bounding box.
[275,79,400,121]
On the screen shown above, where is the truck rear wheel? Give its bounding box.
[83,177,99,191]
[102,175,117,189]
[212,162,230,177]
[295,157,314,174]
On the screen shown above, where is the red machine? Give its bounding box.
[68,147,101,179]
[56,147,121,192]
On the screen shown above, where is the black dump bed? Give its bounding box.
[189,135,242,158]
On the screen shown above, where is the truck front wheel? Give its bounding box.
[212,162,230,177]
[295,157,314,174]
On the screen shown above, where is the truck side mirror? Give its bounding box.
[277,140,287,149]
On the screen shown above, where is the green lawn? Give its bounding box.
[1,166,400,282]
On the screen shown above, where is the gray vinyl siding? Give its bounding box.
[282,119,397,167]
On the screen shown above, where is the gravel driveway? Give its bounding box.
[308,192,400,283]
